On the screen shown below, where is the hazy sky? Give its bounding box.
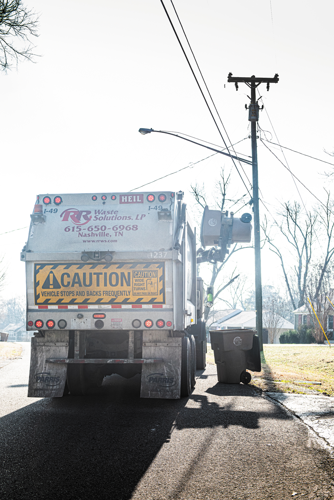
[1,0,334,302]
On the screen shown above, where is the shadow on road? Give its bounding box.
[0,371,292,500]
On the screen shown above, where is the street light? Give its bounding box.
[138,128,252,165]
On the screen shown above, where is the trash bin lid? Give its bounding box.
[210,329,255,351]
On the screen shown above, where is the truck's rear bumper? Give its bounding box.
[47,358,163,364]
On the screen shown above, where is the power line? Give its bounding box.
[131,137,248,192]
[168,0,253,191]
[262,138,334,167]
[159,0,252,197]
[260,138,329,211]
[257,92,309,216]
[0,226,28,236]
[165,131,251,158]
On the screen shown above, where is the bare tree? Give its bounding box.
[305,262,334,342]
[191,168,252,320]
[0,1,38,71]
[263,298,286,344]
[0,254,6,293]
[214,270,248,309]
[263,202,317,309]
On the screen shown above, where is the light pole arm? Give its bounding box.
[138,128,252,165]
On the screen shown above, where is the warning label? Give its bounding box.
[34,262,165,305]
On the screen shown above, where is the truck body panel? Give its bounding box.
[23,191,198,399]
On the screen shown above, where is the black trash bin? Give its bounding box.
[209,329,261,384]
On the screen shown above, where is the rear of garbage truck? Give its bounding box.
[21,190,202,399]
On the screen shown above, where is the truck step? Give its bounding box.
[46,358,164,364]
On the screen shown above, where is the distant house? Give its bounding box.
[209,309,294,344]
[293,304,334,340]
[2,323,33,342]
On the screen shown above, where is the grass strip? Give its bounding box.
[0,343,23,360]
[207,343,334,396]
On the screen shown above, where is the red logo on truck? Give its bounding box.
[120,194,143,204]
[60,208,92,225]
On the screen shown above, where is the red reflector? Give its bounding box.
[158,194,166,202]
[144,319,153,328]
[101,195,107,200]
[35,320,43,329]
[46,320,55,329]
[171,193,175,198]
[166,321,172,327]
[33,204,43,213]
[92,195,97,201]
[28,321,33,327]
[156,319,165,328]
[93,313,106,319]
[111,195,117,200]
[147,194,155,202]
[43,196,51,205]
[54,196,62,205]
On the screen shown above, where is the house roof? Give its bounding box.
[2,322,26,333]
[293,305,308,314]
[209,309,294,330]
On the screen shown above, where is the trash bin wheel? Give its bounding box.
[189,335,196,389]
[181,336,192,397]
[240,370,251,385]
[196,340,207,370]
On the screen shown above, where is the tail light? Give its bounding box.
[147,194,155,202]
[158,194,166,202]
[93,313,106,319]
[35,320,43,329]
[92,195,97,201]
[101,195,107,201]
[43,196,51,205]
[54,196,62,205]
[156,319,165,328]
[144,319,153,328]
[111,195,117,200]
[58,319,67,329]
[132,319,141,328]
[46,320,55,329]
[33,204,43,213]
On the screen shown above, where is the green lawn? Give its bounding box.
[207,343,334,396]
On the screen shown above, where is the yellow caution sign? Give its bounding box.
[34,262,165,305]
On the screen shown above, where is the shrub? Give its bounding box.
[279,327,316,344]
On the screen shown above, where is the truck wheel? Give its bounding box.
[240,370,251,385]
[67,364,86,395]
[181,336,192,397]
[189,335,196,389]
[196,340,207,370]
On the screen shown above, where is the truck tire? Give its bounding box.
[196,340,207,370]
[189,335,196,389]
[67,364,86,396]
[181,336,192,397]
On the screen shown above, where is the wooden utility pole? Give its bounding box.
[227,74,279,351]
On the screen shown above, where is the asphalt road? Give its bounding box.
[1,344,334,500]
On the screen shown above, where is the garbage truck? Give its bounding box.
[21,191,252,399]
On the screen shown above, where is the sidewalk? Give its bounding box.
[266,392,334,451]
